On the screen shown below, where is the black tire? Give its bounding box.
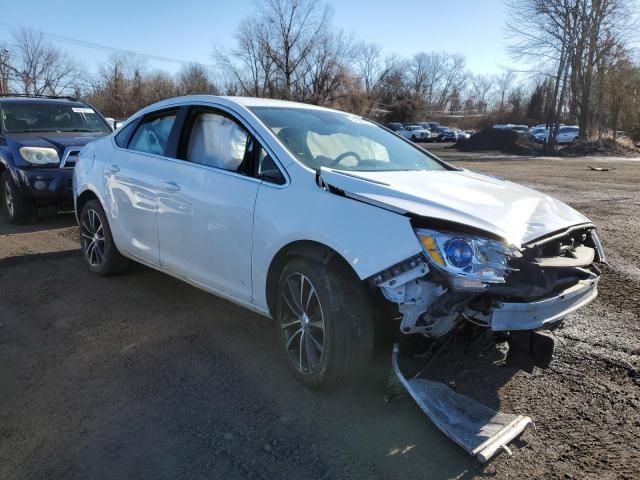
[1,171,33,223]
[411,135,417,141]
[275,256,375,389]
[79,199,130,275]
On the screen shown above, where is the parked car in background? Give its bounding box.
[437,128,458,142]
[510,125,529,134]
[534,126,579,144]
[416,122,438,138]
[384,122,403,132]
[454,129,470,141]
[493,124,529,134]
[74,95,604,393]
[398,125,431,142]
[614,130,628,139]
[0,95,112,222]
[557,126,580,143]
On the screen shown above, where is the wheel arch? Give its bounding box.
[264,240,356,317]
[76,189,101,218]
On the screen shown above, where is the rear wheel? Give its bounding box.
[80,199,130,275]
[276,256,374,389]
[1,171,33,223]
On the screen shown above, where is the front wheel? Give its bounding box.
[1,171,33,223]
[276,257,375,389]
[79,199,130,275]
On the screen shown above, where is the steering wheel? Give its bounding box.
[329,151,362,167]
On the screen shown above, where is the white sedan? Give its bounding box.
[397,125,431,142]
[73,96,603,390]
[534,126,580,144]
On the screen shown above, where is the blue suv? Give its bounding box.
[0,95,112,223]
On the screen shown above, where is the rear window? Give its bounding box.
[1,101,111,134]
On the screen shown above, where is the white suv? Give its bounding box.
[73,96,604,389]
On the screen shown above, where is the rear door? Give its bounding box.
[105,109,180,265]
[155,106,264,303]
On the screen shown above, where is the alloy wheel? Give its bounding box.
[81,208,105,267]
[279,272,326,374]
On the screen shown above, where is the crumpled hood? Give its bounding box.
[319,167,592,247]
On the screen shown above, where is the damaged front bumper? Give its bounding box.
[488,275,599,331]
[372,224,603,338]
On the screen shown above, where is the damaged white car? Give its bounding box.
[74,96,605,461]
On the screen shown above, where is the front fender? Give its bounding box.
[251,170,423,311]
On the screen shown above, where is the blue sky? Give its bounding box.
[0,0,511,76]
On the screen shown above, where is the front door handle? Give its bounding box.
[162,181,181,193]
[108,164,120,173]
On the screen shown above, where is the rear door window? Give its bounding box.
[129,112,177,156]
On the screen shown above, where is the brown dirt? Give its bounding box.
[561,138,640,157]
[1,152,639,479]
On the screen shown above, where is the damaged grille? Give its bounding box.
[488,226,601,301]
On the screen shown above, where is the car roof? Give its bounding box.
[128,95,343,126]
[145,95,335,112]
[0,96,85,105]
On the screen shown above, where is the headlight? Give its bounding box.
[19,147,60,165]
[415,229,520,286]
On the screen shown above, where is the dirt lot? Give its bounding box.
[1,146,639,479]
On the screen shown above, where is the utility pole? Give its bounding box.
[0,48,10,94]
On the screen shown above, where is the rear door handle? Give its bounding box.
[108,164,120,173]
[162,181,181,192]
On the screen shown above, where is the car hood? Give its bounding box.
[318,167,592,247]
[9,132,109,153]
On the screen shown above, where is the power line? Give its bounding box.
[0,22,206,67]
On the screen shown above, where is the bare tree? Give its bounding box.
[9,29,82,96]
[299,30,354,104]
[506,0,633,145]
[496,70,517,112]
[257,0,331,98]
[177,63,218,95]
[352,41,386,96]
[0,45,11,94]
[214,16,276,97]
[470,74,494,114]
[506,0,580,148]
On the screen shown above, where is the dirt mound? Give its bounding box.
[561,138,640,157]
[453,128,538,155]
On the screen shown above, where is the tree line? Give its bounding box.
[0,0,638,140]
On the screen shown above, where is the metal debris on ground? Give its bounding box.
[587,165,615,171]
[389,343,532,463]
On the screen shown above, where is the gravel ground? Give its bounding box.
[1,147,638,479]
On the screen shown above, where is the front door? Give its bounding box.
[156,109,260,303]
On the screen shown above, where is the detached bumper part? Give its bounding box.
[490,277,598,331]
[391,345,531,463]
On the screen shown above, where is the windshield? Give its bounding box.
[1,102,111,134]
[250,107,446,172]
